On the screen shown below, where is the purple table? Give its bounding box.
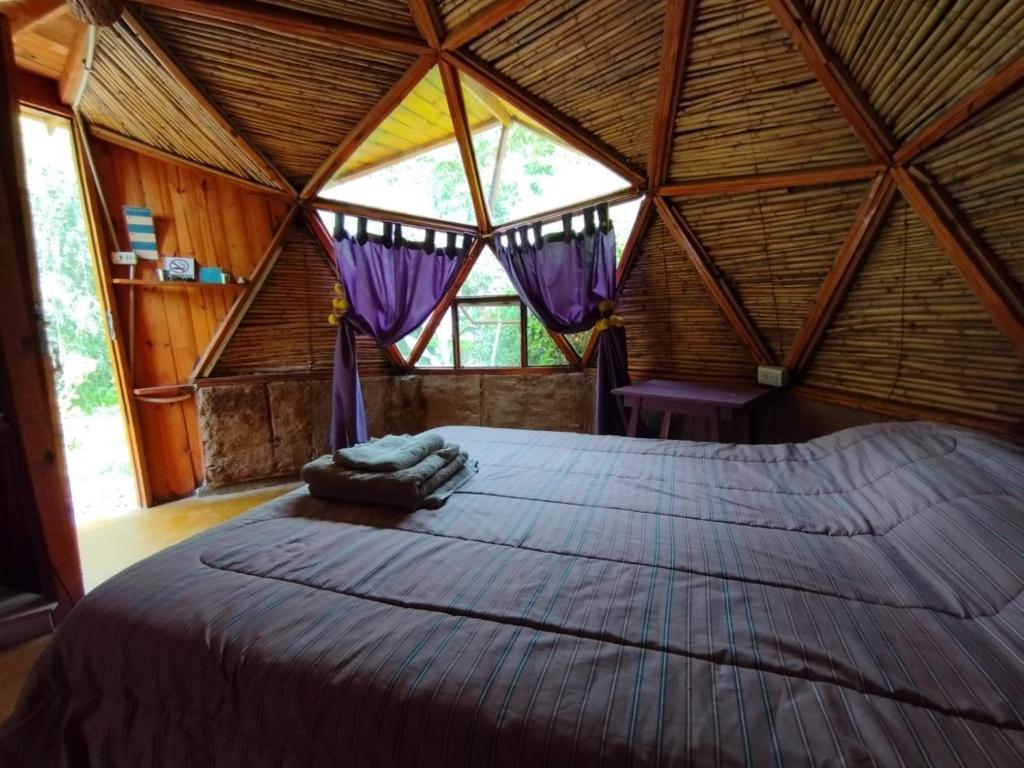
[612,379,770,442]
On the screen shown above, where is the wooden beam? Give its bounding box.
[302,53,435,201]
[659,164,886,197]
[784,172,896,376]
[892,166,1024,358]
[442,0,534,51]
[492,187,640,233]
[407,238,484,367]
[654,195,775,366]
[895,53,1024,165]
[445,50,646,189]
[71,116,154,508]
[8,0,64,35]
[16,68,71,117]
[88,125,290,198]
[582,196,654,367]
[763,0,895,164]
[648,0,695,188]
[406,0,442,49]
[314,196,479,236]
[439,59,491,232]
[190,205,301,381]
[302,207,407,371]
[487,122,509,209]
[132,0,431,55]
[59,23,95,109]
[0,14,83,603]
[122,10,298,197]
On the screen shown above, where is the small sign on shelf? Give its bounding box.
[111,251,137,266]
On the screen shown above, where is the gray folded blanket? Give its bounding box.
[333,433,445,472]
[303,443,477,510]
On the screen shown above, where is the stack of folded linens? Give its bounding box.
[301,433,477,510]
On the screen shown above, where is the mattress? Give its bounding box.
[3,422,1024,766]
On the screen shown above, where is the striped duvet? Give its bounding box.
[3,422,1024,766]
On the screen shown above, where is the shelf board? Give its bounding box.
[112,279,245,289]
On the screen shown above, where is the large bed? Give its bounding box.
[3,422,1024,766]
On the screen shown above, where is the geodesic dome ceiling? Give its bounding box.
[13,0,1024,432]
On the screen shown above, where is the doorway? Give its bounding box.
[18,109,137,527]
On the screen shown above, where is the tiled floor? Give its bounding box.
[0,481,299,725]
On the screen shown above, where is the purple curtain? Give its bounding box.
[331,223,468,449]
[494,207,630,435]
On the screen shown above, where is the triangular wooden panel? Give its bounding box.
[668,0,868,181]
[213,222,392,376]
[675,181,870,362]
[253,0,420,35]
[133,5,418,188]
[468,0,667,170]
[617,214,755,380]
[921,86,1024,294]
[807,0,1024,141]
[804,199,1024,427]
[79,21,278,186]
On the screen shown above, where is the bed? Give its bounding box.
[3,422,1024,766]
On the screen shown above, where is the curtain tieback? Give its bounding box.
[596,299,624,332]
[328,282,349,326]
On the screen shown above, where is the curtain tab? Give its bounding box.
[356,217,368,244]
[425,229,436,252]
[598,202,611,228]
[394,223,403,248]
[584,206,596,235]
[532,221,543,246]
[382,222,394,248]
[562,213,573,241]
[333,213,346,241]
[445,231,456,255]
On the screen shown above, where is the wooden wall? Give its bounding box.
[89,140,290,502]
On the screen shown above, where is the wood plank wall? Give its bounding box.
[89,140,289,502]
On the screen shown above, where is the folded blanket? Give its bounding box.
[333,433,445,471]
[303,444,477,510]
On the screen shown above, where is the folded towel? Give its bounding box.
[303,443,475,510]
[333,433,445,472]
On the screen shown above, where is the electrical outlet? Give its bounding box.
[757,365,789,388]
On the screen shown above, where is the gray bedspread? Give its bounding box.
[3,422,1024,766]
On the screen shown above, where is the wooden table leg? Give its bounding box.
[626,397,640,438]
[658,411,672,439]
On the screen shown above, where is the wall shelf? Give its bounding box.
[112,279,245,289]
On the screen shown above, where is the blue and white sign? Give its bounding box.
[123,206,159,261]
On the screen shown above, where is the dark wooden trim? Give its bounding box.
[784,173,896,375]
[648,0,695,187]
[895,53,1024,164]
[89,125,291,198]
[893,166,1024,358]
[123,9,298,196]
[194,370,334,388]
[442,0,535,51]
[406,0,443,49]
[408,365,579,376]
[792,385,1022,439]
[407,238,484,366]
[444,50,646,189]
[439,59,491,232]
[132,0,432,55]
[763,0,895,163]
[0,16,84,602]
[190,205,302,381]
[314,196,479,236]
[654,196,775,366]
[659,164,886,197]
[491,188,640,233]
[16,70,72,117]
[303,53,436,200]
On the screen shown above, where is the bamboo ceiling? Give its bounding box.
[9,0,1024,432]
